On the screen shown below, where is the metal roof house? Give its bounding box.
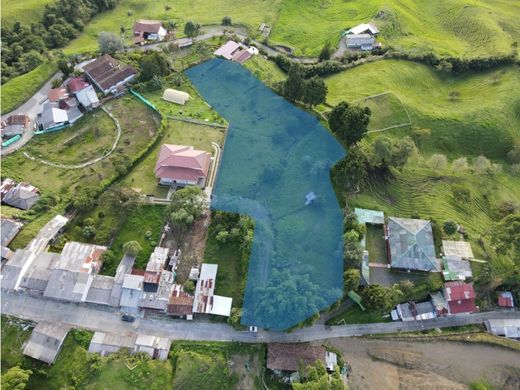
[267,343,334,373]
[192,263,232,317]
[1,249,36,291]
[442,240,474,259]
[120,273,144,312]
[386,217,441,272]
[88,332,137,356]
[443,281,476,315]
[393,300,437,321]
[1,218,23,247]
[167,284,194,319]
[23,322,70,364]
[485,319,520,339]
[133,20,167,43]
[346,34,375,50]
[1,114,31,139]
[346,23,379,36]
[19,252,61,293]
[134,334,171,360]
[83,54,137,95]
[214,40,241,60]
[162,88,191,105]
[442,256,473,281]
[39,102,68,130]
[2,182,40,210]
[154,144,212,188]
[497,291,515,308]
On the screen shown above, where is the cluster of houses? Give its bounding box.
[343,23,380,51]
[353,208,516,323]
[214,40,259,64]
[0,212,233,363]
[1,114,32,145]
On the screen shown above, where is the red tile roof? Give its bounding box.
[68,77,90,94]
[444,281,476,314]
[48,88,69,102]
[154,144,211,183]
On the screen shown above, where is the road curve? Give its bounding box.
[2,292,518,343]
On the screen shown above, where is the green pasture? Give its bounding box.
[353,92,411,132]
[325,59,520,158]
[1,62,57,114]
[0,0,53,26]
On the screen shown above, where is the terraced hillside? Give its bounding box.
[326,59,520,276]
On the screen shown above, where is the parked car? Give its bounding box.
[121,314,136,322]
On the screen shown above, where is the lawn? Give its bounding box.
[244,55,287,89]
[353,92,411,132]
[270,0,520,57]
[121,120,225,197]
[63,0,282,54]
[365,224,386,263]
[1,62,57,114]
[326,305,391,325]
[24,110,117,164]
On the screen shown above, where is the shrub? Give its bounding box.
[443,220,458,235]
[427,154,448,170]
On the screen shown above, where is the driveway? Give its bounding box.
[1,71,63,156]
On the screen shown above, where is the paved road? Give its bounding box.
[1,72,63,156]
[2,292,518,343]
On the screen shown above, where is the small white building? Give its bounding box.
[162,89,191,105]
[485,319,520,339]
[134,334,171,360]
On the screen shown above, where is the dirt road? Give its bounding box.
[327,337,520,389]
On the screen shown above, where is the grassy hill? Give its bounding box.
[324,59,520,278]
[0,0,53,26]
[270,0,520,56]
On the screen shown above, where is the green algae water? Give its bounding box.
[187,59,345,330]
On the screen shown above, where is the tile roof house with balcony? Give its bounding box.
[443,281,476,314]
[386,217,441,272]
[154,144,211,188]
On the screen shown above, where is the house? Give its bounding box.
[134,334,171,360]
[154,144,212,188]
[23,322,70,364]
[109,253,136,307]
[1,249,36,291]
[443,281,476,314]
[2,181,40,210]
[25,215,68,254]
[214,40,241,60]
[346,34,375,50]
[133,20,167,44]
[497,291,515,308]
[19,252,61,294]
[231,49,252,64]
[442,256,473,281]
[167,284,194,319]
[1,218,23,247]
[140,270,175,311]
[162,88,191,105]
[120,273,144,313]
[83,54,137,95]
[392,300,437,321]
[88,332,137,356]
[267,343,336,373]
[68,77,100,110]
[143,246,168,291]
[0,178,16,200]
[346,23,379,36]
[40,102,68,130]
[1,114,31,139]
[485,319,520,339]
[386,217,441,272]
[85,275,115,305]
[47,87,69,102]
[430,291,449,316]
[59,97,83,124]
[192,263,232,317]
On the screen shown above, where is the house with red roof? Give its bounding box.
[443,281,476,315]
[497,291,514,308]
[154,144,211,188]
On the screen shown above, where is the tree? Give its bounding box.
[183,280,195,294]
[399,279,414,295]
[332,146,367,193]
[283,63,305,102]
[370,136,393,168]
[57,58,74,78]
[184,21,200,37]
[344,230,363,268]
[328,101,371,146]
[362,284,393,311]
[473,155,491,174]
[302,76,327,107]
[369,136,415,169]
[221,16,232,26]
[451,185,471,203]
[123,241,142,257]
[343,269,360,292]
[98,31,124,54]
[390,137,416,167]
[169,186,207,231]
[139,51,171,82]
[73,186,98,211]
[101,250,118,273]
[448,90,461,101]
[427,154,448,170]
[443,220,458,235]
[491,213,520,256]
[82,225,97,238]
[1,367,32,390]
[318,41,332,62]
[452,157,469,172]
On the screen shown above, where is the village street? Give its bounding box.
[2,292,519,343]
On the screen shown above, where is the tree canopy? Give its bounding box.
[98,32,124,54]
[328,102,371,146]
[139,51,171,82]
[1,367,32,390]
[169,186,207,231]
[184,21,200,37]
[122,240,142,257]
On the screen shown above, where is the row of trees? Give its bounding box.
[281,64,327,107]
[1,0,119,83]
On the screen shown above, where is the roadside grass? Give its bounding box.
[0,0,53,26]
[24,109,116,164]
[1,316,32,373]
[63,0,282,54]
[270,0,520,57]
[121,120,225,197]
[244,55,287,89]
[1,62,57,115]
[326,305,391,325]
[2,96,160,250]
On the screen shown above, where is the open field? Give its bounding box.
[121,120,225,197]
[63,0,281,54]
[270,0,520,56]
[1,62,57,115]
[354,92,411,132]
[0,0,53,26]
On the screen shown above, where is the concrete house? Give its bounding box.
[1,114,31,139]
[154,144,211,188]
[133,20,167,44]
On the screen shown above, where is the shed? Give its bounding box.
[134,334,171,360]
[23,322,70,364]
[162,88,191,105]
[497,291,515,308]
[88,332,137,356]
[442,256,473,281]
[485,319,520,339]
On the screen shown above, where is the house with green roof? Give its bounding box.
[386,217,441,272]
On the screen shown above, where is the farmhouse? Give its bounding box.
[2,180,40,210]
[386,217,441,272]
[133,20,167,44]
[162,88,191,105]
[23,322,70,365]
[267,343,336,373]
[154,144,212,188]
[40,102,68,131]
[214,40,255,64]
[83,54,137,95]
[443,281,476,314]
[1,114,31,139]
[192,263,232,317]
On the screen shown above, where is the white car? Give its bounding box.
[249,326,258,333]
